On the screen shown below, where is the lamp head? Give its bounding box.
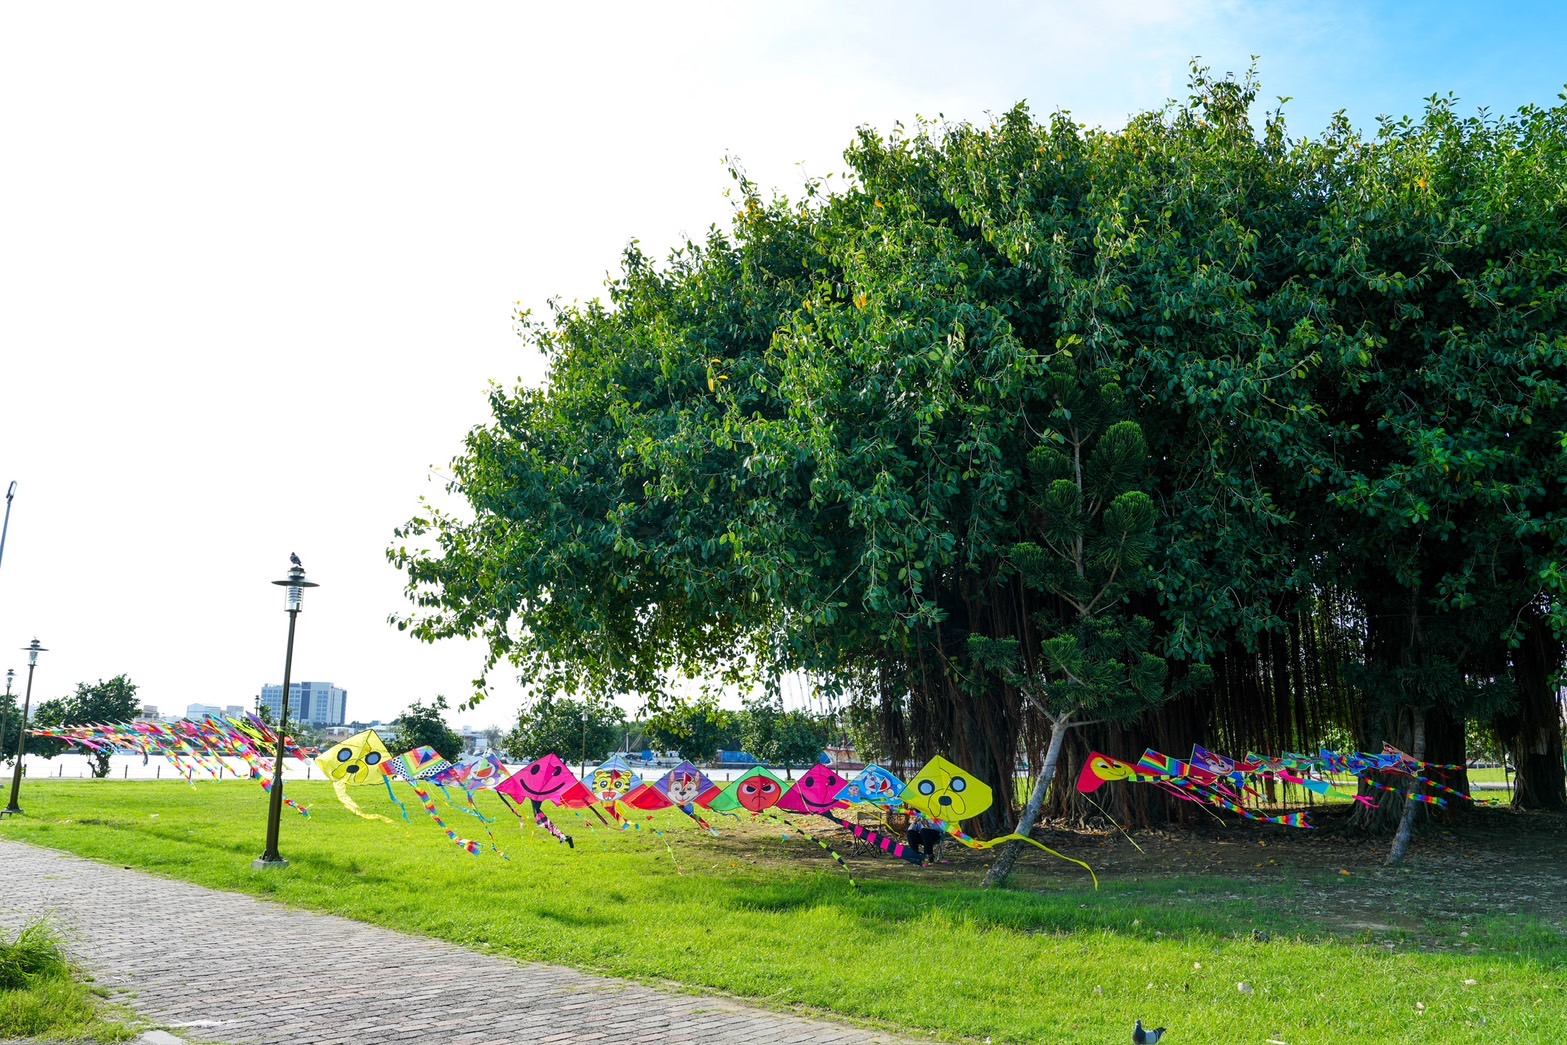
[271,562,319,612]
[22,639,45,667]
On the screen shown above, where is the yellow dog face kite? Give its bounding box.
[900,756,993,822]
[315,729,392,785]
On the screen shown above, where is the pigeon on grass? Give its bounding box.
[1133,1019,1167,1044]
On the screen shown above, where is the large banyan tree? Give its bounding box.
[392,68,1567,838]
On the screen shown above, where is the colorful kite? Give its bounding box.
[316,729,394,822]
[497,754,580,846]
[903,756,1099,887]
[707,765,788,814]
[624,761,723,832]
[1075,742,1488,831]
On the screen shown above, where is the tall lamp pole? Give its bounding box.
[2,640,46,817]
[254,559,317,869]
[0,481,15,577]
[0,668,14,768]
[580,707,590,779]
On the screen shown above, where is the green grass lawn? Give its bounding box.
[2,780,1562,1044]
[0,919,138,1042]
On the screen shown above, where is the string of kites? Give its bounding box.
[29,719,1486,890]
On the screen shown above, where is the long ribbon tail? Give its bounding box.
[952,831,1099,890]
[677,805,718,835]
[331,778,392,822]
[464,790,507,858]
[769,814,857,888]
[382,774,411,822]
[589,805,610,825]
[438,782,495,822]
[824,812,923,866]
[409,781,482,856]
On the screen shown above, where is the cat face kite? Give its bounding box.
[900,756,992,822]
[315,729,392,784]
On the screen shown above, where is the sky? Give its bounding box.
[2,1,1564,729]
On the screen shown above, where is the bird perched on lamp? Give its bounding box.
[290,552,303,568]
[1133,1019,1167,1044]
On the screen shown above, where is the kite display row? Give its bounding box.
[28,716,318,817]
[315,731,1100,886]
[1077,743,1488,828]
[31,721,1103,886]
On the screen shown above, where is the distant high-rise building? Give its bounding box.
[259,682,346,726]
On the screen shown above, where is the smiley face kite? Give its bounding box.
[899,756,993,822]
[775,764,850,814]
[497,753,581,804]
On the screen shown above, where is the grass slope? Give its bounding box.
[2,781,1562,1044]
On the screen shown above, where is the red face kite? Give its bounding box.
[737,773,783,812]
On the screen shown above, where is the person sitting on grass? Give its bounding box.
[906,811,945,864]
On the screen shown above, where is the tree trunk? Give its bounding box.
[1503,613,1566,810]
[982,712,1070,888]
[1385,707,1427,866]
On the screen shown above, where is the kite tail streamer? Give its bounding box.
[332,778,394,823]
[437,783,495,823]
[678,806,719,835]
[824,813,923,867]
[1417,774,1482,804]
[952,832,1099,889]
[529,801,574,848]
[409,782,482,856]
[382,774,412,822]
[645,816,678,866]
[1081,791,1145,855]
[257,775,311,817]
[769,814,857,888]
[495,792,531,829]
[464,792,508,858]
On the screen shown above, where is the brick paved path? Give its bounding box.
[0,841,929,1045]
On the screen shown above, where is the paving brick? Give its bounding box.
[0,841,927,1045]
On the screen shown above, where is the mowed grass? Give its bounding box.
[2,781,1563,1045]
[0,920,138,1042]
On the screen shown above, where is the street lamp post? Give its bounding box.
[2,640,46,817]
[580,707,590,780]
[0,668,14,769]
[254,560,318,869]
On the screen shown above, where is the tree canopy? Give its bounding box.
[503,696,626,765]
[393,65,1567,828]
[388,696,466,762]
